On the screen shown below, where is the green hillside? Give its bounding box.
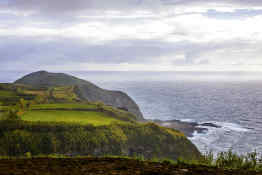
[0,82,201,161]
[0,83,81,105]
[0,83,137,126]
[14,71,144,120]
[0,120,200,160]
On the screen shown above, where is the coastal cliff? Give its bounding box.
[15,71,143,120]
[0,71,201,161]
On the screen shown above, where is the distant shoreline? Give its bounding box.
[153,119,221,137]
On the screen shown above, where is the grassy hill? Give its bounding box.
[14,71,144,120]
[0,82,201,161]
[0,84,137,125]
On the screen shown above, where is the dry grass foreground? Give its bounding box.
[0,157,260,175]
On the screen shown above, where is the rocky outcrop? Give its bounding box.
[15,71,144,120]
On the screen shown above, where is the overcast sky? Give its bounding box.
[1,0,262,71]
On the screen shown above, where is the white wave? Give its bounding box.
[214,122,249,132]
[180,118,195,122]
[161,122,171,127]
[191,127,219,145]
[190,121,250,155]
[198,121,249,132]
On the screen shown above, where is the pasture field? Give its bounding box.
[31,103,97,110]
[0,90,17,97]
[1,103,136,125]
[0,106,8,110]
[51,86,79,101]
[23,90,46,96]
[22,110,125,126]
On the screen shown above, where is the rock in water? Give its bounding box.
[15,71,144,120]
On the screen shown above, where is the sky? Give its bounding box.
[1,0,262,71]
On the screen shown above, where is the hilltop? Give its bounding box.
[15,71,143,120]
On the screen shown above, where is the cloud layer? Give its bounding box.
[6,0,262,14]
[1,0,262,71]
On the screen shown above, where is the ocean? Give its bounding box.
[2,71,262,155]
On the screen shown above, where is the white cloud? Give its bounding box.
[1,11,262,43]
[1,0,262,71]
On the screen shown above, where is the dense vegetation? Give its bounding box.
[0,83,200,161]
[0,120,199,160]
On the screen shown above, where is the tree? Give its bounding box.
[2,98,30,121]
[18,98,27,111]
[34,95,48,104]
[4,106,20,120]
[16,87,24,94]
[96,101,105,111]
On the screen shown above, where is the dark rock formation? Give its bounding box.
[15,71,144,120]
[154,119,208,137]
[200,123,221,128]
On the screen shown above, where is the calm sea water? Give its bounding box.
[2,71,262,155]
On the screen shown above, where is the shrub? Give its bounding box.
[200,150,214,166]
[3,106,20,121]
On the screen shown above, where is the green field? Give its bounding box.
[31,103,97,110]
[22,110,125,126]
[0,90,17,97]
[0,106,5,109]
[1,103,135,125]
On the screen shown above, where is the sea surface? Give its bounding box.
[2,71,262,155]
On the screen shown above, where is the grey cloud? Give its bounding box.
[161,0,262,6]
[205,9,262,19]
[2,0,262,30]
[1,0,262,72]
[6,0,147,15]
[0,36,184,69]
[4,0,262,16]
[171,40,262,65]
[1,35,261,71]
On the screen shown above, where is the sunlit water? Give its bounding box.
[2,71,262,155]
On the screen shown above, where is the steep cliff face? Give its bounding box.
[15,71,144,120]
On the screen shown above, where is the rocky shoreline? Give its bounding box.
[153,119,221,137]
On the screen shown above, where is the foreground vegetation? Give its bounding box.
[0,157,260,175]
[1,150,262,171]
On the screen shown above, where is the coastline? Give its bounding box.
[152,119,221,137]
